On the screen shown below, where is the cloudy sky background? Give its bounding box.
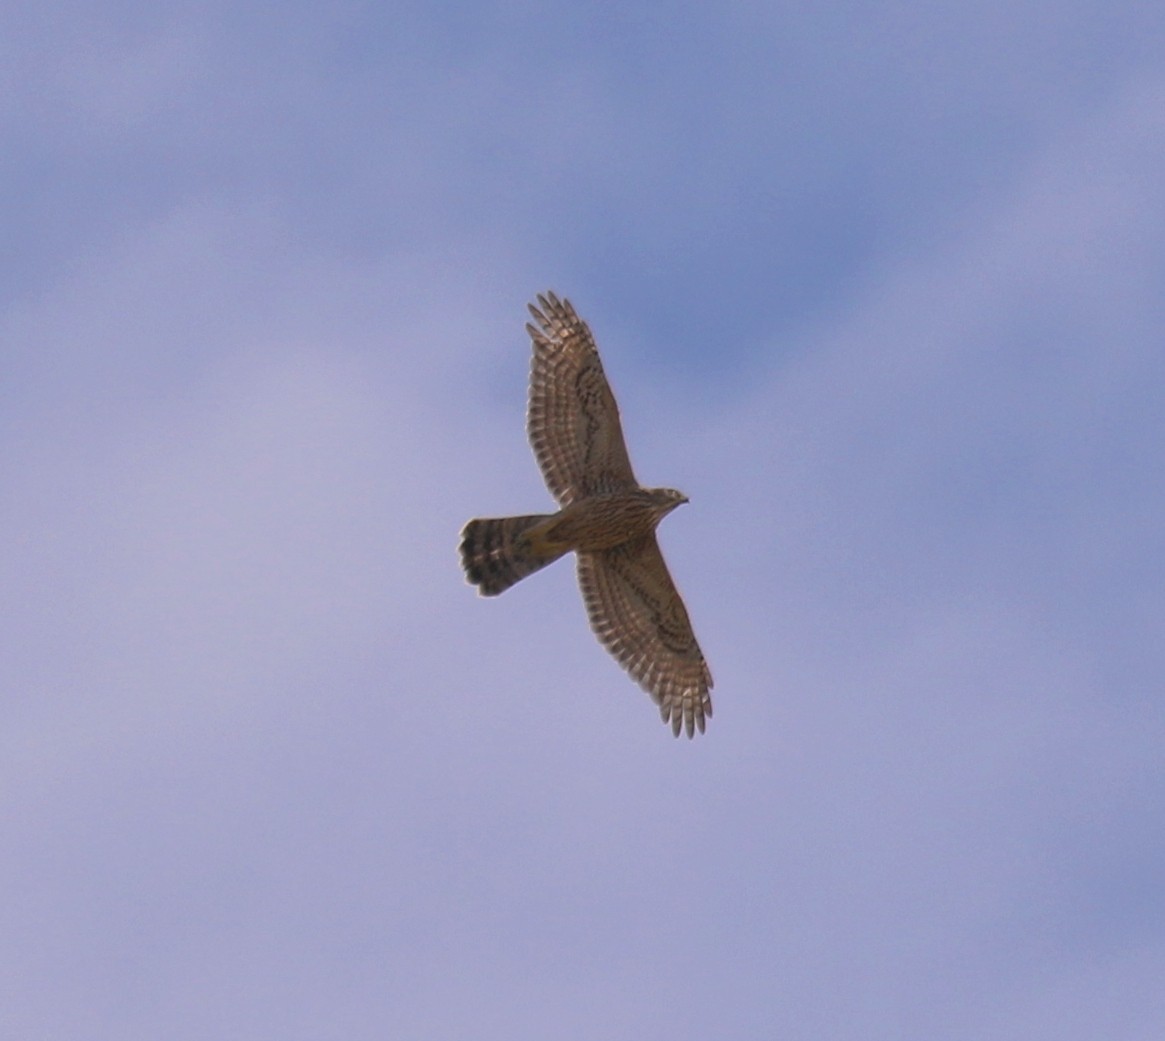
[4,2,1165,1038]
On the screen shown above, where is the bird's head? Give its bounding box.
[648,487,689,517]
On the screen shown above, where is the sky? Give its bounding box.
[3,2,1165,1038]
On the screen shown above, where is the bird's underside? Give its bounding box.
[460,292,712,738]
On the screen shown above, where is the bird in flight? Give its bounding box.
[460,292,713,737]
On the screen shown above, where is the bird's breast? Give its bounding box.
[540,493,662,552]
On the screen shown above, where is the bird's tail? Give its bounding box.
[459,515,567,596]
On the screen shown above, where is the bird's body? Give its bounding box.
[460,293,712,737]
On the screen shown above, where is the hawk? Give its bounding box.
[460,292,713,737]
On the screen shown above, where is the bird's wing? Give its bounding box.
[526,292,638,506]
[576,535,713,737]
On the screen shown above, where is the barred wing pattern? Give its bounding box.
[526,293,637,506]
[577,536,713,737]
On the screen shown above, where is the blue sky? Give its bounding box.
[4,2,1165,1038]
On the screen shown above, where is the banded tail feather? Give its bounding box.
[459,515,566,596]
